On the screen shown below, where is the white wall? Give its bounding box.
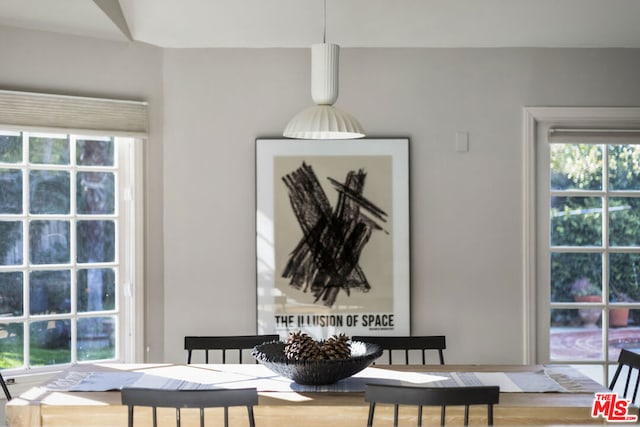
[162,47,640,364]
[2,24,640,365]
[0,26,166,362]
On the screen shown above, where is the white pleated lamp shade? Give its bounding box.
[283,42,365,139]
[283,105,365,139]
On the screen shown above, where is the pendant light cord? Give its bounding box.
[323,0,326,43]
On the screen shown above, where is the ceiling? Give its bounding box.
[1,0,640,49]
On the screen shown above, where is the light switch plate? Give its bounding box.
[456,131,469,152]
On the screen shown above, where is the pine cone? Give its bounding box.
[284,331,322,361]
[320,333,351,360]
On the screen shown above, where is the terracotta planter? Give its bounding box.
[574,295,602,303]
[574,295,602,327]
[610,308,630,327]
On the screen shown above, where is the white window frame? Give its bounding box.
[523,107,640,378]
[0,90,146,375]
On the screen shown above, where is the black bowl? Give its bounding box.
[252,340,383,385]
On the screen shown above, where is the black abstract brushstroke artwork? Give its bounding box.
[281,161,388,307]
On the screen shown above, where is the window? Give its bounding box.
[526,107,640,385]
[0,131,139,370]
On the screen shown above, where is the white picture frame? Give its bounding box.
[256,138,410,339]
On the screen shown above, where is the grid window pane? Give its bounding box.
[29,136,70,165]
[77,317,116,361]
[548,139,640,385]
[77,220,115,263]
[551,252,602,303]
[609,145,640,190]
[77,268,116,312]
[609,197,640,247]
[550,196,602,246]
[608,308,640,361]
[77,172,115,214]
[29,220,70,264]
[609,253,640,303]
[0,272,23,317]
[29,319,71,366]
[0,134,22,163]
[29,270,71,315]
[0,168,22,214]
[77,138,114,166]
[550,309,603,361]
[0,221,23,265]
[551,143,603,191]
[29,170,70,214]
[0,322,24,368]
[0,131,129,370]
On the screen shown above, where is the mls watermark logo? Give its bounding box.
[592,392,638,422]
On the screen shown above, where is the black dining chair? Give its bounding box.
[352,336,446,365]
[184,334,280,364]
[121,387,258,427]
[609,348,640,405]
[0,370,11,401]
[364,383,500,426]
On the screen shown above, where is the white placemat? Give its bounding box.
[46,365,568,393]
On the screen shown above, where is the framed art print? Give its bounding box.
[256,138,410,339]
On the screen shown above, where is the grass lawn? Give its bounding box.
[1,343,114,368]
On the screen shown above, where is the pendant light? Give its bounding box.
[283,0,365,139]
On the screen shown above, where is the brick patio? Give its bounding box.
[551,326,640,361]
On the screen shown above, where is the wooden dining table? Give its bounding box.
[5,363,608,426]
